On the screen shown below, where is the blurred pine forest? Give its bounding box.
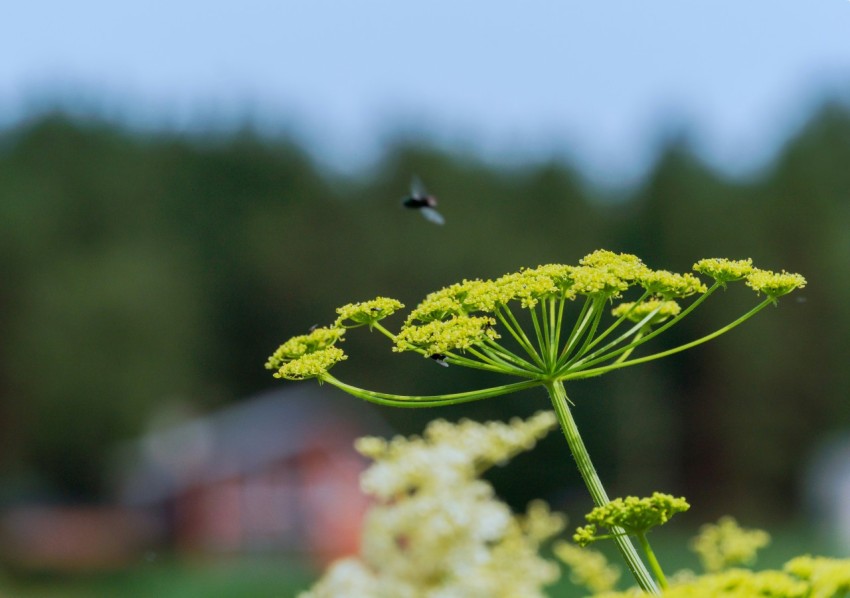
[0,104,848,523]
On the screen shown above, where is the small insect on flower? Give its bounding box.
[402,175,445,225]
[429,353,449,367]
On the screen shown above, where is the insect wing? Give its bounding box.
[410,175,428,199]
[420,207,445,225]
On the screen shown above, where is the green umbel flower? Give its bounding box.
[394,314,499,356]
[334,296,404,328]
[574,493,690,547]
[746,268,807,299]
[784,555,850,597]
[265,326,347,380]
[693,257,754,283]
[266,249,805,595]
[274,346,347,380]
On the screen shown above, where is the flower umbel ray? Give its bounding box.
[266,249,805,592]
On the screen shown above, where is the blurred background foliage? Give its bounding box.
[0,101,848,526]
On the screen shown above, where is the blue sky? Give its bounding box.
[3,1,850,184]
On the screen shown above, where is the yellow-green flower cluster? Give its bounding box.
[403,250,657,322]
[495,265,573,308]
[592,555,850,597]
[554,541,622,594]
[394,314,498,356]
[274,346,347,380]
[334,296,404,328]
[568,265,632,298]
[612,299,682,325]
[265,326,347,380]
[580,250,650,284]
[693,258,754,283]
[405,279,502,323]
[784,556,850,597]
[639,269,707,299]
[574,492,690,546]
[655,568,808,598]
[745,269,807,299]
[302,413,564,598]
[690,516,770,573]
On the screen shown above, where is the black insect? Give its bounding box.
[429,353,449,367]
[402,176,445,225]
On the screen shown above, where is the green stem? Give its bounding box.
[569,283,722,372]
[562,297,774,380]
[558,297,603,367]
[481,337,540,372]
[546,381,660,594]
[462,346,540,378]
[372,321,399,342]
[548,297,559,366]
[322,374,541,408]
[582,289,652,354]
[559,296,593,362]
[529,306,548,367]
[637,533,668,589]
[498,306,547,369]
[439,350,533,376]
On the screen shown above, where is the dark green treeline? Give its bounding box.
[0,107,848,521]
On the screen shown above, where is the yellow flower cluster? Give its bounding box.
[593,554,850,597]
[334,296,404,328]
[785,555,850,596]
[746,269,807,298]
[639,270,707,298]
[405,279,501,324]
[574,492,690,546]
[394,314,498,356]
[274,346,347,380]
[495,265,574,308]
[690,516,770,573]
[693,258,754,283]
[265,326,346,380]
[642,568,808,598]
[612,299,682,325]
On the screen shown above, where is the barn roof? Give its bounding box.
[114,386,389,505]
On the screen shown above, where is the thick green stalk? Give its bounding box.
[546,381,660,594]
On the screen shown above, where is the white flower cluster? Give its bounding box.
[300,411,565,598]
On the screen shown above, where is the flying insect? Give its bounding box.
[402,176,445,225]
